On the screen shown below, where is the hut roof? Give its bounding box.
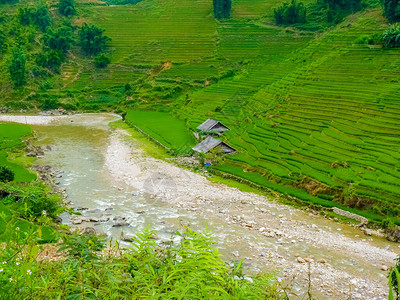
[196,119,230,132]
[192,136,236,153]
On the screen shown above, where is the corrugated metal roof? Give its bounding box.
[192,137,222,153]
[197,119,219,131]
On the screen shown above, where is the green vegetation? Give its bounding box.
[0,0,399,225]
[79,23,111,56]
[9,47,27,87]
[382,0,400,23]
[0,225,284,299]
[0,121,283,299]
[213,0,232,19]
[0,166,14,182]
[274,0,307,25]
[59,0,76,17]
[383,23,400,47]
[125,110,195,153]
[0,123,36,182]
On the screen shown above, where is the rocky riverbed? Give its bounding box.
[105,128,397,299]
[1,113,398,299]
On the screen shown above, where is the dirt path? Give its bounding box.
[105,128,396,299]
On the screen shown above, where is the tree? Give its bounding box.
[274,0,307,25]
[33,5,51,31]
[36,49,65,73]
[18,7,34,26]
[0,29,6,52]
[59,0,76,17]
[382,0,400,23]
[213,0,231,19]
[0,166,15,183]
[78,23,111,55]
[94,53,110,68]
[9,47,27,87]
[44,25,74,52]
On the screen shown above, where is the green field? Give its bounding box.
[100,2,400,223]
[1,0,399,223]
[125,110,195,152]
[0,123,36,182]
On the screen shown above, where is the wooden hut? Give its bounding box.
[192,136,236,154]
[196,119,230,133]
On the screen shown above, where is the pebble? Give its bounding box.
[381,265,388,271]
[297,257,305,263]
[232,251,239,257]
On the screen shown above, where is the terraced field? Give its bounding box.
[175,9,400,223]
[66,1,400,223]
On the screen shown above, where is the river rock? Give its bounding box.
[137,211,145,214]
[46,144,57,151]
[385,227,400,242]
[232,251,239,257]
[381,265,388,271]
[87,209,101,213]
[297,257,305,263]
[105,207,113,211]
[76,207,89,211]
[100,216,110,222]
[72,217,84,225]
[89,217,99,222]
[81,227,96,235]
[113,218,130,227]
[317,258,327,264]
[122,236,134,242]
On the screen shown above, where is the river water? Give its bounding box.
[28,113,398,299]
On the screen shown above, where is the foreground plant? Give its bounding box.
[0,226,286,299]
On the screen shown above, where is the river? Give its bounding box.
[2,113,397,299]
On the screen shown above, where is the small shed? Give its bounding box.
[197,119,230,133]
[192,136,236,154]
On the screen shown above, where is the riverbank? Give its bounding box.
[106,124,397,299]
[1,113,398,299]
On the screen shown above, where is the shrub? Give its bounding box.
[0,183,61,220]
[0,167,15,183]
[41,98,60,110]
[94,53,110,68]
[354,34,374,44]
[274,0,307,25]
[383,23,400,48]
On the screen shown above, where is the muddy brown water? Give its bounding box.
[29,113,398,299]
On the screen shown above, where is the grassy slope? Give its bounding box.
[1,0,399,222]
[125,110,195,152]
[0,123,37,182]
[83,1,399,222]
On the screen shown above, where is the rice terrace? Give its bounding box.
[0,0,400,298]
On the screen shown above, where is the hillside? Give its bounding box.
[0,0,399,225]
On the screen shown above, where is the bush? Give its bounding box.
[354,34,374,44]
[94,53,110,68]
[0,167,15,183]
[383,23,400,48]
[274,0,307,25]
[41,98,60,110]
[0,183,61,220]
